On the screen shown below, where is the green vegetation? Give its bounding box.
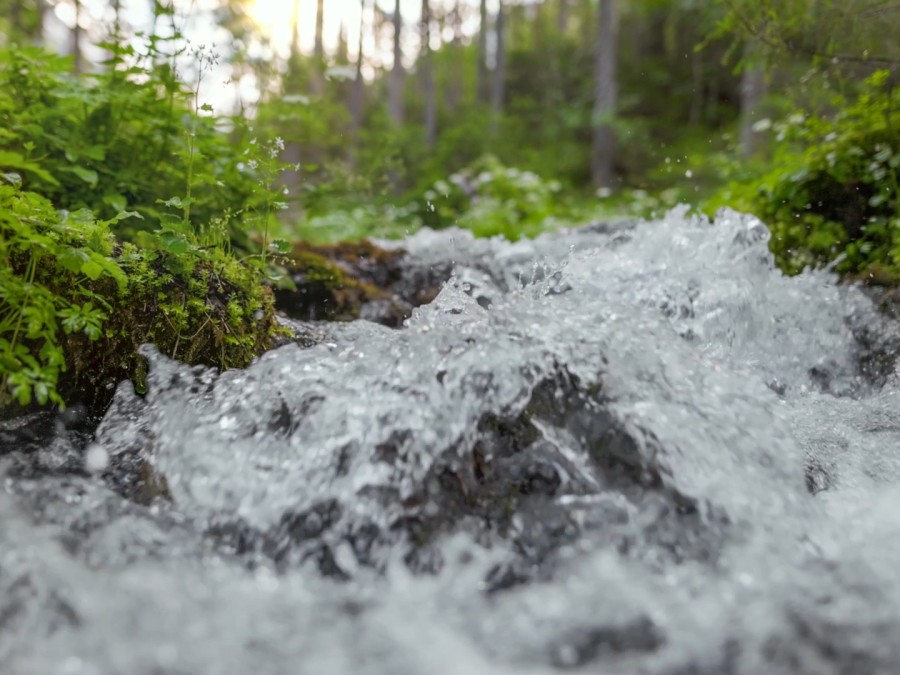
[0,25,284,412]
[0,176,278,411]
[1,0,899,411]
[708,71,900,280]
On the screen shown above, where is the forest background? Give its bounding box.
[1,0,899,408]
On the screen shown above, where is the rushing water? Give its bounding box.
[2,207,900,674]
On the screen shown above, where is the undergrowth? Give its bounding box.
[707,70,900,281]
[0,17,286,411]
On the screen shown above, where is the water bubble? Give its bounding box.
[84,444,109,473]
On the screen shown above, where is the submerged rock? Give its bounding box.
[2,209,900,674]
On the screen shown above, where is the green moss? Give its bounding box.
[275,242,398,322]
[58,244,280,411]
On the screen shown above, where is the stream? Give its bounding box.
[2,207,900,674]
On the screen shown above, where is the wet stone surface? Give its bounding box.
[2,209,900,674]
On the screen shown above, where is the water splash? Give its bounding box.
[2,208,899,674]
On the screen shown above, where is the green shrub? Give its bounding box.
[707,70,900,281]
[417,155,570,239]
[0,179,128,407]
[0,38,288,411]
[0,43,275,248]
[0,178,279,411]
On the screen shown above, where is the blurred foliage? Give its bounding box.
[0,19,289,410]
[1,0,899,410]
[0,180,126,407]
[706,70,900,281]
[418,155,571,239]
[0,178,278,411]
[0,39,284,254]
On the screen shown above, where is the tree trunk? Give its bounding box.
[314,0,325,59]
[591,0,618,189]
[580,0,593,49]
[447,1,463,112]
[389,0,405,126]
[739,43,766,158]
[477,0,489,104]
[290,0,301,61]
[73,0,83,73]
[491,1,506,117]
[337,21,349,64]
[112,0,122,37]
[421,0,437,148]
[558,0,570,33]
[351,0,366,130]
[348,0,368,168]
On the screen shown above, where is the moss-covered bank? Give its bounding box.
[0,184,280,416]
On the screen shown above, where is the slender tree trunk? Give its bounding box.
[389,0,405,126]
[477,0,489,104]
[72,0,83,73]
[558,0,570,33]
[447,0,463,112]
[351,0,366,129]
[491,1,506,118]
[421,0,437,148]
[281,0,303,199]
[348,0,368,168]
[580,0,593,48]
[111,0,124,40]
[591,0,618,189]
[290,0,301,61]
[739,43,766,158]
[314,0,325,59]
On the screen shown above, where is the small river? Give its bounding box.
[2,207,900,674]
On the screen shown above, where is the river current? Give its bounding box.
[2,207,899,674]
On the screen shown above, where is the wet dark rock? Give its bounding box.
[481,560,534,594]
[764,607,899,675]
[206,516,260,557]
[550,616,667,668]
[275,240,452,327]
[344,366,733,581]
[0,574,81,636]
[4,214,900,674]
[279,499,343,543]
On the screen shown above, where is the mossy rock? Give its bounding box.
[275,240,410,325]
[58,246,280,412]
[0,184,281,417]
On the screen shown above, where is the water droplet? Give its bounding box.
[84,444,109,473]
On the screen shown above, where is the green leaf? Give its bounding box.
[157,231,191,255]
[160,196,183,209]
[0,150,59,185]
[64,165,99,186]
[159,196,195,210]
[158,212,192,234]
[100,210,143,227]
[58,246,90,268]
[80,258,105,280]
[103,193,127,212]
[269,239,291,254]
